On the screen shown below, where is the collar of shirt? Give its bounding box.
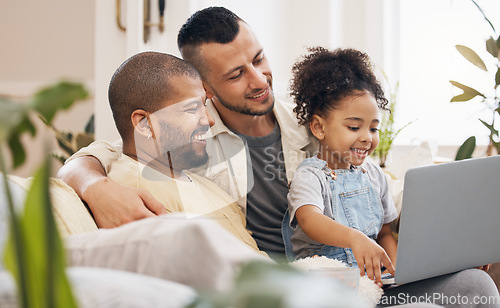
[205,98,314,152]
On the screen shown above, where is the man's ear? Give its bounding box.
[202,81,214,99]
[131,110,152,139]
[310,114,326,140]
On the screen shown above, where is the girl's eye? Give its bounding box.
[348,126,359,131]
[371,128,379,133]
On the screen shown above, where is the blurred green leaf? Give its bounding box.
[0,98,28,142]
[451,93,478,102]
[1,82,89,170]
[55,132,74,156]
[8,133,26,169]
[4,159,78,308]
[455,136,476,161]
[480,119,499,136]
[0,153,29,307]
[494,141,500,154]
[496,67,500,88]
[74,132,94,151]
[456,45,487,71]
[236,261,300,284]
[1,81,87,308]
[30,82,88,125]
[49,152,68,165]
[449,81,484,102]
[449,80,482,93]
[371,74,410,168]
[18,117,37,138]
[471,0,495,33]
[0,98,38,168]
[486,37,498,58]
[453,1,500,158]
[84,114,94,134]
[189,261,367,308]
[4,116,37,168]
[42,116,95,160]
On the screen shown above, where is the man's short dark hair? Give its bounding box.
[177,7,243,76]
[108,52,200,140]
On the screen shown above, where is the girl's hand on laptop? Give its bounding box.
[476,264,491,272]
[351,231,395,287]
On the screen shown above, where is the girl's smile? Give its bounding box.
[311,91,380,169]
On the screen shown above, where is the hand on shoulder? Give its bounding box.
[83,177,167,228]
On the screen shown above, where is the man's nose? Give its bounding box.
[248,66,268,89]
[201,108,215,127]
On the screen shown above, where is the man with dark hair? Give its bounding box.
[177,6,243,77]
[108,51,201,142]
[101,51,260,252]
[108,51,210,174]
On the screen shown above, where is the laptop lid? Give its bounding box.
[394,155,500,285]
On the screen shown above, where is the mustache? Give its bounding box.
[247,79,272,97]
[190,126,210,140]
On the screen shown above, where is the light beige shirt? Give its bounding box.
[107,155,260,252]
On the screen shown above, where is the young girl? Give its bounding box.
[286,47,398,286]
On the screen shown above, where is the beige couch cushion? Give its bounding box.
[8,175,98,237]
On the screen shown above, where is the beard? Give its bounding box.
[164,142,209,171]
[217,96,275,116]
[156,123,209,172]
[212,84,275,116]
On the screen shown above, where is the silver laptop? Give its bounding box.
[392,155,500,285]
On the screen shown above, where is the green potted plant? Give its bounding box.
[42,114,94,164]
[450,0,500,160]
[1,81,88,307]
[372,73,411,168]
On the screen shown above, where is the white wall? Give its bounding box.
[94,0,394,141]
[10,0,478,176]
[396,0,500,149]
[94,0,196,141]
[0,0,95,176]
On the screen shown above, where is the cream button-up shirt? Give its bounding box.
[192,99,318,215]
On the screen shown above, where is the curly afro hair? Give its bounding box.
[290,47,389,126]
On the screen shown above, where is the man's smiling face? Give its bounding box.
[199,21,275,116]
[149,75,214,171]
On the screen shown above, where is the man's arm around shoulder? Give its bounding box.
[57,155,167,228]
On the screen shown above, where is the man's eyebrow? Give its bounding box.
[180,98,203,108]
[252,49,264,61]
[222,49,264,78]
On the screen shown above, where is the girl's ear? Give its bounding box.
[131,110,152,139]
[202,81,214,99]
[310,114,326,140]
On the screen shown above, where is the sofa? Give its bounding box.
[0,175,196,308]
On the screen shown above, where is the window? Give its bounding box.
[396,0,499,146]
